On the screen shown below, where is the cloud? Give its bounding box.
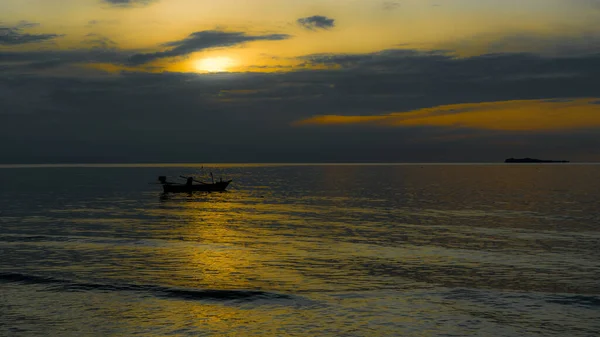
[575,0,600,10]
[87,19,119,26]
[83,33,118,50]
[0,33,123,73]
[383,1,401,10]
[299,49,450,69]
[0,49,130,75]
[293,98,600,131]
[0,21,63,45]
[443,31,600,57]
[101,0,156,7]
[128,30,291,65]
[3,44,600,162]
[297,15,335,31]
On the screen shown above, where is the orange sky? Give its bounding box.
[2,0,599,72]
[294,99,600,132]
[2,0,600,162]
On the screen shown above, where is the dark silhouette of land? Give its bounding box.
[505,157,570,163]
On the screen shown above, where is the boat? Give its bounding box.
[505,157,569,163]
[158,175,232,193]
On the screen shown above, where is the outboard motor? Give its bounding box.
[158,176,167,184]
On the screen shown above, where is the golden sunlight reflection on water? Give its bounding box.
[1,165,600,336]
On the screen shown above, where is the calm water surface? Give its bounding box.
[1,164,599,336]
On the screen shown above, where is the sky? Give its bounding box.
[1,0,600,163]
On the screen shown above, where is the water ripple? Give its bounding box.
[0,272,299,304]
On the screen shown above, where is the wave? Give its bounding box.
[546,295,600,308]
[444,288,600,309]
[0,234,218,250]
[0,271,295,303]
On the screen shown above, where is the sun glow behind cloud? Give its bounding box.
[194,57,235,73]
[3,0,599,73]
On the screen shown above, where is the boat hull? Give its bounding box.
[162,180,232,193]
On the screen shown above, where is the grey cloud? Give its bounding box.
[383,1,401,10]
[13,21,40,29]
[297,15,335,31]
[575,0,600,10]
[0,50,123,63]
[543,98,576,103]
[102,0,156,7]
[299,49,450,69]
[447,31,600,57]
[2,46,600,163]
[0,49,130,74]
[87,19,119,26]
[84,33,119,49]
[128,30,291,65]
[0,21,64,45]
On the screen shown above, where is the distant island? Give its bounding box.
[505,157,570,163]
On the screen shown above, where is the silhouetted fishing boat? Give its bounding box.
[158,175,232,193]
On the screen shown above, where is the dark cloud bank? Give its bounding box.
[2,44,600,163]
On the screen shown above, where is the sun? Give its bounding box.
[195,57,234,73]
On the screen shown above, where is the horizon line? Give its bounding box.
[0,162,596,169]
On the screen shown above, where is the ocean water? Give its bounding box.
[0,164,599,336]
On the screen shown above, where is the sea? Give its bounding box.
[0,164,599,336]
